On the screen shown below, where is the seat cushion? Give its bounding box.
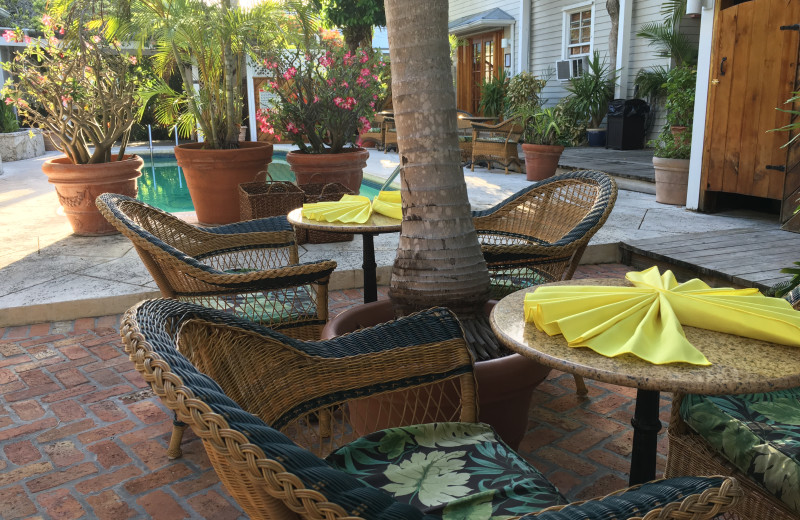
[680,388,800,514]
[326,422,567,518]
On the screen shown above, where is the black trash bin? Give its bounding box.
[606,99,650,150]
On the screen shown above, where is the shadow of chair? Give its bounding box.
[471,117,525,174]
[666,287,800,520]
[121,298,741,520]
[473,170,618,395]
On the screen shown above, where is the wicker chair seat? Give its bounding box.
[122,299,741,520]
[676,389,800,516]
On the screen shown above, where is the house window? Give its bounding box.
[566,8,592,57]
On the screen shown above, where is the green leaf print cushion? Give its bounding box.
[681,388,800,514]
[325,422,566,518]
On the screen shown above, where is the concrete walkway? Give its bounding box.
[0,145,781,326]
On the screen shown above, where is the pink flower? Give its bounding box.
[92,35,101,43]
[268,81,278,89]
[372,75,379,81]
[42,14,53,28]
[3,30,16,43]
[373,94,379,100]
[333,97,343,107]
[313,95,319,103]
[286,122,299,134]
[341,81,348,88]
[360,68,370,77]
[23,36,31,44]
[128,56,137,65]
[360,52,369,64]
[4,98,12,105]
[283,67,297,80]
[59,28,65,35]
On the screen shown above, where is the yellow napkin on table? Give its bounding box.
[301,191,402,224]
[371,190,402,220]
[523,266,800,366]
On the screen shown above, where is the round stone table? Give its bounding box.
[490,278,800,485]
[287,208,401,303]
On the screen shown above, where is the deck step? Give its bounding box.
[620,228,799,291]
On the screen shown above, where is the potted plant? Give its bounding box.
[255,19,387,194]
[137,0,279,225]
[2,15,147,236]
[519,105,569,181]
[477,71,508,118]
[565,51,615,146]
[651,65,695,205]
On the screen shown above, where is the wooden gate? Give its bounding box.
[700,0,800,228]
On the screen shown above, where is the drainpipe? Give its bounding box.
[615,0,633,98]
[518,0,530,73]
[686,0,715,210]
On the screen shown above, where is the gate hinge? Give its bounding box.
[766,164,786,172]
[780,24,800,31]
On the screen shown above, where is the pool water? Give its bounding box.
[137,150,385,214]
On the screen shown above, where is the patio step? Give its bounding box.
[620,227,799,291]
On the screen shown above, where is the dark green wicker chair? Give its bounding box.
[121,299,741,520]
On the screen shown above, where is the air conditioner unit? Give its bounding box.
[555,56,589,81]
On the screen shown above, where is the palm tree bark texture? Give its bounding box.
[384,0,491,318]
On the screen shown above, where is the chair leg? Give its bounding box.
[167,417,188,459]
[574,374,588,396]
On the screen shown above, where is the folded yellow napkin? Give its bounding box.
[523,266,800,365]
[301,191,402,224]
[302,194,372,223]
[372,190,402,220]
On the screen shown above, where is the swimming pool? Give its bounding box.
[137,150,387,214]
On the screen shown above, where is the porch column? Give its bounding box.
[615,0,633,98]
[518,0,531,73]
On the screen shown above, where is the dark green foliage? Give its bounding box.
[478,71,508,118]
[0,100,20,133]
[663,65,696,127]
[0,0,46,31]
[565,51,615,129]
[311,0,385,51]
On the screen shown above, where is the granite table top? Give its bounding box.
[287,208,401,235]
[490,278,800,395]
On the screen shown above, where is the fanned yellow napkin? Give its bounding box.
[301,191,402,224]
[523,266,800,366]
[372,190,402,220]
[302,194,372,223]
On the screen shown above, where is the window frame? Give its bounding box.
[562,1,595,60]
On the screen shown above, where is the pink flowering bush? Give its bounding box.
[256,36,387,154]
[1,14,147,164]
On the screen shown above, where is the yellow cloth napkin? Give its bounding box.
[302,194,372,223]
[523,266,800,366]
[372,190,402,220]
[301,191,402,224]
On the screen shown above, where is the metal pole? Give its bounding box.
[175,125,179,147]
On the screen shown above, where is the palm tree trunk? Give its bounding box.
[607,0,620,84]
[384,0,490,317]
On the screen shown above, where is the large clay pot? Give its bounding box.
[322,299,551,450]
[521,143,565,182]
[42,155,143,236]
[286,148,368,195]
[175,141,273,225]
[653,156,690,205]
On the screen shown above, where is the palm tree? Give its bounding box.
[383,0,490,318]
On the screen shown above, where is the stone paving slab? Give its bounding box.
[0,264,678,519]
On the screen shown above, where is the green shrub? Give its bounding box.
[0,101,19,133]
[478,71,508,117]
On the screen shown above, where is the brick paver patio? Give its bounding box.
[0,263,672,519]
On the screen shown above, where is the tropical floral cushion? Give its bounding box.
[680,388,800,514]
[326,422,567,519]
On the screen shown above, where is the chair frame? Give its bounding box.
[471,117,525,174]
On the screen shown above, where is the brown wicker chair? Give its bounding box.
[121,298,741,520]
[665,287,800,520]
[359,113,386,150]
[457,111,474,165]
[473,170,617,396]
[471,117,525,174]
[382,115,398,152]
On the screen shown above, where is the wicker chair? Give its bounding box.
[382,116,398,152]
[666,287,800,520]
[471,117,525,174]
[457,111,474,165]
[121,298,741,520]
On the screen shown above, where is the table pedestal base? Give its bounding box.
[362,233,378,303]
[629,389,662,485]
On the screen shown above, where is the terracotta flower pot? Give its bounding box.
[42,155,143,236]
[653,156,690,205]
[321,299,551,450]
[286,148,368,195]
[521,143,565,182]
[175,141,273,226]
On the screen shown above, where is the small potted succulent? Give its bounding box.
[255,22,387,194]
[651,65,695,205]
[2,14,147,235]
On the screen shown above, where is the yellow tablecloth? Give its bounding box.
[523,267,800,365]
[301,191,402,223]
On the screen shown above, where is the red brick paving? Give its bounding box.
[0,263,672,518]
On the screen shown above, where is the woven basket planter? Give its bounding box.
[238,180,304,221]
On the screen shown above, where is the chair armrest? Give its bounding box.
[201,215,294,235]
[521,476,741,519]
[194,260,337,292]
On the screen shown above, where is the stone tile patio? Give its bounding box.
[0,263,676,519]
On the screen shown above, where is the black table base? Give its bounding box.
[629,389,663,485]
[362,233,378,303]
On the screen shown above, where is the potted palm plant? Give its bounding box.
[136,0,280,225]
[255,14,387,194]
[519,105,569,181]
[565,51,615,147]
[651,65,695,205]
[2,15,147,235]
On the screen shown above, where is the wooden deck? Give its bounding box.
[620,228,800,291]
